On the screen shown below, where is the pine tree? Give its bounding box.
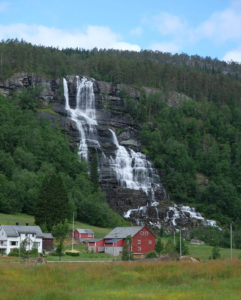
[90,152,99,191]
[34,173,70,231]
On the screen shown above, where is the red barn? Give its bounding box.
[103,226,156,257]
[88,238,104,253]
[74,229,94,240]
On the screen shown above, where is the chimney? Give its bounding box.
[16,222,19,226]
[26,223,29,226]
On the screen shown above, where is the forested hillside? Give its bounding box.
[0,91,124,228]
[1,40,241,107]
[0,39,241,229]
[124,93,241,226]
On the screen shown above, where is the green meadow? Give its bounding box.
[0,260,241,299]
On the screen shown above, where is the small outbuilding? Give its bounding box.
[42,233,54,251]
[74,229,94,240]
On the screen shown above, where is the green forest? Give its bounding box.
[0,90,124,229]
[125,92,241,227]
[0,39,241,231]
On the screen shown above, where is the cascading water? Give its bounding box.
[63,76,163,223]
[63,76,99,161]
[63,75,218,230]
[109,129,160,195]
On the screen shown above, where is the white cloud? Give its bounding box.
[146,0,241,56]
[0,23,141,51]
[150,41,180,54]
[223,47,241,63]
[0,1,10,13]
[196,8,241,43]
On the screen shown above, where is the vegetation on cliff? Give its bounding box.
[126,93,241,227]
[0,92,124,227]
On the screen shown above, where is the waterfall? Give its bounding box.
[63,76,99,161]
[109,129,160,195]
[63,76,163,225]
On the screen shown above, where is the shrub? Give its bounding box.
[163,238,177,255]
[8,249,19,257]
[65,250,80,256]
[28,248,38,257]
[211,246,221,260]
[145,251,157,259]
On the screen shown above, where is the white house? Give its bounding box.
[0,225,44,255]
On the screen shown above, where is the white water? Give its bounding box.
[64,76,162,221]
[109,129,160,195]
[63,76,99,161]
[165,204,219,228]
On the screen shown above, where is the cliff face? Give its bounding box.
[0,73,218,232]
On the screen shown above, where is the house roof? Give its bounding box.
[104,238,122,244]
[42,233,53,239]
[76,228,94,234]
[1,225,43,238]
[88,238,103,243]
[105,226,143,239]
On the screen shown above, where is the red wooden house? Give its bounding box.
[88,238,104,252]
[88,226,156,257]
[74,229,94,240]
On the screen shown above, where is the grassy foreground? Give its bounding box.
[0,260,241,299]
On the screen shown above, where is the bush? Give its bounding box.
[28,248,38,257]
[163,238,177,255]
[65,250,80,256]
[211,246,221,260]
[155,237,163,256]
[145,251,157,259]
[8,248,19,257]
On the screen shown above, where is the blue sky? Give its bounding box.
[1,0,241,62]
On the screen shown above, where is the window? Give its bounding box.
[137,240,141,244]
[10,241,18,246]
[137,247,141,251]
[145,232,149,236]
[140,231,144,236]
[148,240,152,245]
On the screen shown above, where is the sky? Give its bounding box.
[1,0,241,62]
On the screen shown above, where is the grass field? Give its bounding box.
[0,259,240,299]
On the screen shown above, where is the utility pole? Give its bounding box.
[230,223,232,260]
[179,229,182,259]
[72,212,74,251]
